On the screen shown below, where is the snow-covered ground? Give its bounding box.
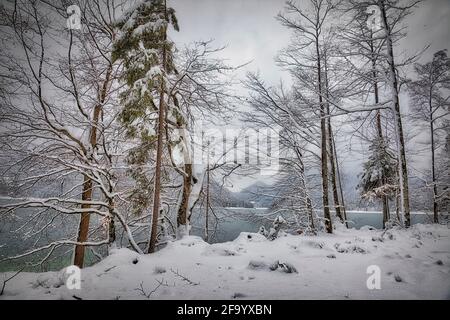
[1,223,449,300]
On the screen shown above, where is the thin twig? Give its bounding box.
[134,278,171,299]
[170,268,199,286]
[1,266,25,296]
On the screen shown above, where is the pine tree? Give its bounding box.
[112,0,179,253]
[358,137,398,227]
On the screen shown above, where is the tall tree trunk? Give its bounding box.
[315,37,332,233]
[175,122,196,237]
[73,64,113,268]
[107,184,117,249]
[170,95,195,236]
[327,121,343,222]
[106,205,116,256]
[74,176,93,268]
[376,109,389,229]
[323,52,343,223]
[445,126,450,215]
[307,197,315,230]
[295,147,315,231]
[395,191,401,222]
[332,132,348,227]
[369,32,390,227]
[205,163,210,242]
[326,104,343,223]
[430,104,438,223]
[371,45,389,229]
[148,79,165,253]
[177,163,193,231]
[148,3,168,253]
[380,1,411,227]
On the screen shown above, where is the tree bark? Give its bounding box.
[74,176,93,268]
[380,0,411,227]
[73,64,113,268]
[148,81,165,253]
[370,40,389,229]
[295,146,315,231]
[107,184,117,248]
[315,37,332,233]
[177,163,193,229]
[332,132,348,227]
[430,103,439,223]
[323,52,343,223]
[148,2,168,253]
[376,110,389,228]
[205,163,210,242]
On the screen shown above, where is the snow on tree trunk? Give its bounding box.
[370,33,390,229]
[380,0,411,227]
[112,0,180,253]
[176,125,193,236]
[148,81,166,253]
[430,110,439,223]
[73,63,113,268]
[267,216,286,241]
[317,39,333,234]
[408,50,450,223]
[176,166,206,239]
[73,176,93,268]
[204,163,211,242]
[323,52,344,224]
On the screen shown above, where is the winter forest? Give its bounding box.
[0,0,449,300]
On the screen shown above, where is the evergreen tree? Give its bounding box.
[112,0,179,252]
[358,137,398,227]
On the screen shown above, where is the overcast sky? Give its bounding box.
[170,0,290,86]
[167,0,450,191]
[169,0,450,82]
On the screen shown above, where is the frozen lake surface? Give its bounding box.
[190,208,447,243]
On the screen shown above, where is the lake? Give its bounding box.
[1,207,446,272]
[190,208,447,243]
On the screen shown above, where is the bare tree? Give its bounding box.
[408,50,450,223]
[338,1,394,227]
[0,0,142,268]
[322,41,346,224]
[243,73,318,232]
[276,0,344,233]
[377,0,421,227]
[337,0,423,227]
[168,41,238,238]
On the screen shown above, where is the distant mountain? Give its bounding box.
[208,180,276,208]
[230,181,276,208]
[205,180,252,208]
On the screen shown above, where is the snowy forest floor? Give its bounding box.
[1,223,449,300]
